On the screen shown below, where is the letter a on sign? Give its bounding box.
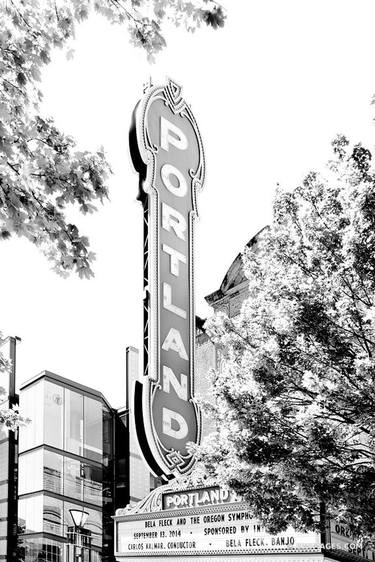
[129,79,205,479]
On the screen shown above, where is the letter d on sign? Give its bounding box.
[163,407,188,439]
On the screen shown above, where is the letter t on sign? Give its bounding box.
[162,244,186,277]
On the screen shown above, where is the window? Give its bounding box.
[19,449,64,496]
[18,450,43,495]
[19,380,44,452]
[19,380,64,452]
[43,496,63,536]
[64,457,83,501]
[18,494,64,538]
[84,397,102,462]
[85,508,102,547]
[63,457,102,507]
[65,390,83,456]
[44,382,64,449]
[43,450,63,495]
[82,463,102,507]
[21,536,63,562]
[18,495,43,534]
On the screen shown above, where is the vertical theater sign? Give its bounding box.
[129,79,204,479]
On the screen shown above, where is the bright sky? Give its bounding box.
[2,0,375,408]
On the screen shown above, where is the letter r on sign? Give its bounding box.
[162,203,186,241]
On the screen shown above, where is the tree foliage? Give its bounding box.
[193,135,375,538]
[0,0,225,278]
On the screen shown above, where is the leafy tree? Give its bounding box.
[0,0,225,430]
[0,0,225,278]
[193,135,375,538]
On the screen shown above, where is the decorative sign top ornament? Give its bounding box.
[130,79,205,479]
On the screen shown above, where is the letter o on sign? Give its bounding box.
[161,164,188,197]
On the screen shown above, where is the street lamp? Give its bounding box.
[70,509,89,529]
[67,508,92,562]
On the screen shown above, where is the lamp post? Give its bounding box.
[67,508,92,562]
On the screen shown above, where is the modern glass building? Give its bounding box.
[17,370,128,562]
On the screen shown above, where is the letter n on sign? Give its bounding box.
[129,79,205,479]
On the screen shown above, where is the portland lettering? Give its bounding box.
[130,80,205,478]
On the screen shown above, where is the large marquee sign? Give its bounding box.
[130,80,205,478]
[114,486,375,561]
[114,486,321,559]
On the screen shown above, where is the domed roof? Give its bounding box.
[205,226,268,306]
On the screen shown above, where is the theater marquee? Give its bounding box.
[130,80,205,479]
[114,486,321,559]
